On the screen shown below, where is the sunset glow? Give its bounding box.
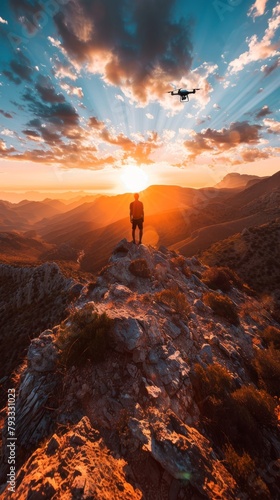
[121,166,150,193]
[0,1,279,196]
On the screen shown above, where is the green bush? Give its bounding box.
[204,291,239,325]
[202,266,241,292]
[129,259,151,278]
[259,325,280,349]
[56,304,112,367]
[154,288,190,315]
[253,347,280,396]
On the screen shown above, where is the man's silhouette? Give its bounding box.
[130,193,144,244]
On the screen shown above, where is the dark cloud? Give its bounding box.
[0,109,13,118]
[184,121,262,159]
[22,129,41,138]
[10,0,44,34]
[35,75,66,103]
[23,90,79,128]
[262,58,279,77]
[53,0,193,103]
[256,105,272,119]
[3,51,33,84]
[22,88,80,146]
[2,70,21,85]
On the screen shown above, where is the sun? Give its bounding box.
[121,165,149,192]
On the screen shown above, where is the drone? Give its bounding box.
[167,88,200,102]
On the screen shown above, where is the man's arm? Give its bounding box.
[129,202,133,221]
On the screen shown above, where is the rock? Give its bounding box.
[199,343,213,364]
[113,317,145,352]
[46,435,60,456]
[27,331,59,372]
[147,410,238,499]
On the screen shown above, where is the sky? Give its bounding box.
[0,0,279,195]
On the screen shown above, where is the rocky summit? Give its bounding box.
[0,240,280,499]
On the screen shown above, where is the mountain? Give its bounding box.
[215,172,266,189]
[201,219,280,295]
[0,232,53,265]
[171,171,280,257]
[0,241,279,498]
[35,185,230,246]
[227,170,280,212]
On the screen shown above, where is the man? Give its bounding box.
[130,193,144,244]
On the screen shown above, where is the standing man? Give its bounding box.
[130,193,144,244]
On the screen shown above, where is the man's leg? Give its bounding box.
[139,228,143,244]
[132,226,136,243]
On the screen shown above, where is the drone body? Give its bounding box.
[167,88,200,102]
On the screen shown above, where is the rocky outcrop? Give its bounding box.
[10,417,142,500]
[1,240,280,499]
[0,332,62,484]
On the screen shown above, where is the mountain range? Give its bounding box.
[1,171,279,274]
[1,171,280,498]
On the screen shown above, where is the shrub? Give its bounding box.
[202,266,241,292]
[191,364,276,454]
[259,325,280,349]
[154,288,190,315]
[129,259,151,278]
[204,292,239,325]
[253,347,280,396]
[202,266,231,292]
[232,386,277,427]
[56,304,112,367]
[191,363,234,401]
[224,445,270,499]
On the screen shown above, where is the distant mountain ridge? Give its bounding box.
[215,172,267,189]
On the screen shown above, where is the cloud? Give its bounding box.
[261,57,280,76]
[0,17,8,24]
[3,51,34,84]
[52,60,79,81]
[1,129,14,137]
[0,139,15,155]
[35,75,66,103]
[52,0,193,105]
[184,121,262,159]
[10,0,44,34]
[60,82,84,98]
[263,118,280,134]
[146,113,154,120]
[248,0,269,19]
[256,105,272,118]
[228,5,280,74]
[0,109,12,119]
[241,148,269,162]
[22,129,42,141]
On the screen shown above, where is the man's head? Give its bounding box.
[134,193,139,200]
